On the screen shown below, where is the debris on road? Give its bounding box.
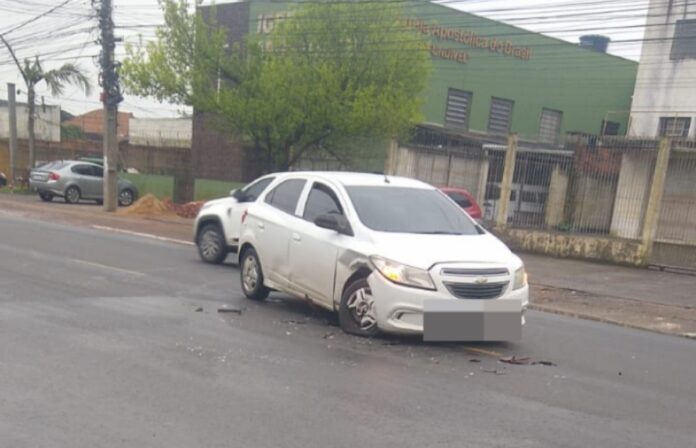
[482,368,506,375]
[281,319,306,325]
[532,360,557,367]
[194,307,203,312]
[469,359,481,363]
[217,306,244,315]
[322,332,335,339]
[499,356,531,365]
[162,198,204,219]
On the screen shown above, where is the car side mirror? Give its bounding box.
[232,189,248,202]
[314,213,354,237]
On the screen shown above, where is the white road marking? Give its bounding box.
[69,258,147,277]
[91,225,195,246]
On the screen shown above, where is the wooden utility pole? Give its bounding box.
[7,83,18,184]
[96,0,122,211]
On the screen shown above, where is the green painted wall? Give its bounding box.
[246,0,637,140]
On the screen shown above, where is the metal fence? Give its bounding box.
[389,127,696,270]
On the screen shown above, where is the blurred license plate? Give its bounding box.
[423,299,522,341]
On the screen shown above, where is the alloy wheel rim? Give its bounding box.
[67,189,79,202]
[347,287,377,330]
[119,191,133,206]
[243,256,259,292]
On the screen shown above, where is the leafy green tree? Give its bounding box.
[122,0,431,172]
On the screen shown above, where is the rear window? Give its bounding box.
[346,186,479,235]
[446,191,473,209]
[38,161,66,171]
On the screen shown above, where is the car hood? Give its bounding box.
[366,231,516,270]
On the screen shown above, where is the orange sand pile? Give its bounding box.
[119,194,176,216]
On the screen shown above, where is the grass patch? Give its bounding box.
[120,174,244,202]
[0,186,33,195]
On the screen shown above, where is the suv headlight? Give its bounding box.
[513,266,528,290]
[370,256,436,291]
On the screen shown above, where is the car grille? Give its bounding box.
[441,267,509,276]
[444,281,509,300]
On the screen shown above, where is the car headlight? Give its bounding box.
[513,266,528,290]
[370,256,436,291]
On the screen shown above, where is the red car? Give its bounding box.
[439,187,483,220]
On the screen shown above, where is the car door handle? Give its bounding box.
[292,233,301,242]
[257,222,265,230]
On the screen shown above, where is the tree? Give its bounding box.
[1,36,91,170]
[122,0,431,172]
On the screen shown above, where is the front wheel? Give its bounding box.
[196,224,227,264]
[39,191,54,202]
[240,248,269,301]
[339,277,379,337]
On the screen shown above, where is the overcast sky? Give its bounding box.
[0,0,648,118]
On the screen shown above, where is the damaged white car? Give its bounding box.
[237,172,528,341]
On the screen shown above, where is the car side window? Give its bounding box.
[303,183,343,223]
[265,179,306,215]
[71,165,92,176]
[446,192,472,208]
[243,177,274,201]
[92,166,104,178]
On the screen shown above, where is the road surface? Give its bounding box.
[1,212,694,447]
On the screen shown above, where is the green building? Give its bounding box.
[247,0,637,143]
[194,1,637,183]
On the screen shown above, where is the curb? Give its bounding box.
[528,304,696,340]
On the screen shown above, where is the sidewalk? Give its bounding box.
[2,193,695,338]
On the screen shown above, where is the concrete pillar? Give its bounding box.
[544,163,569,228]
[476,152,489,206]
[384,139,398,175]
[640,138,672,261]
[610,151,654,239]
[495,134,518,227]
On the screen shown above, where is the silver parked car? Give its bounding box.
[29,160,138,206]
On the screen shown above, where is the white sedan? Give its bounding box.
[237,172,528,341]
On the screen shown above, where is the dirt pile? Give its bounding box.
[119,194,175,216]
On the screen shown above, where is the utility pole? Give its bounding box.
[95,0,122,212]
[7,83,18,185]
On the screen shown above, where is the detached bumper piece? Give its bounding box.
[423,299,522,342]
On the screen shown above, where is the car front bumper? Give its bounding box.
[367,271,528,341]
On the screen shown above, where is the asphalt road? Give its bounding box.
[1,212,695,448]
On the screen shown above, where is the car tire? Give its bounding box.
[196,223,228,264]
[240,247,270,301]
[118,189,136,207]
[339,277,379,337]
[64,186,81,204]
[39,191,54,202]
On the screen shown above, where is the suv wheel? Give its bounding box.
[196,223,227,264]
[240,247,270,301]
[39,191,54,202]
[64,186,81,204]
[339,277,379,337]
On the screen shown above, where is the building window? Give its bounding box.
[539,108,563,144]
[487,97,514,135]
[659,117,691,137]
[445,88,473,129]
[601,120,620,136]
[671,19,696,60]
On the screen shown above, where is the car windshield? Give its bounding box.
[346,186,480,235]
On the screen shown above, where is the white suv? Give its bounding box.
[238,172,528,341]
[193,174,279,264]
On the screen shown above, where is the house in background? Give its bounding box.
[0,99,61,142]
[63,108,132,141]
[629,0,696,138]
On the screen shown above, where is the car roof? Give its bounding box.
[276,171,435,189]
